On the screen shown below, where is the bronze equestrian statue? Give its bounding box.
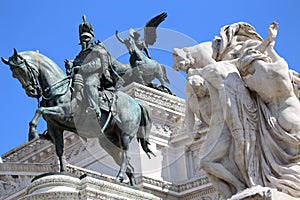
[1,16,155,186]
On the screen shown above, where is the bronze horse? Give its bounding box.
[2,49,155,185]
[115,30,170,87]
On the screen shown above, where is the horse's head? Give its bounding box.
[2,49,41,98]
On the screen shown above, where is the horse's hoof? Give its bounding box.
[126,172,136,186]
[129,178,136,186]
[28,130,38,141]
[114,176,124,183]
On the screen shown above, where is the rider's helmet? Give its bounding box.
[78,15,94,39]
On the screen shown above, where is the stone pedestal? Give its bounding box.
[20,173,161,200]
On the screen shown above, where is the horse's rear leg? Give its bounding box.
[99,136,136,186]
[115,133,131,184]
[158,76,165,86]
[156,69,167,86]
[126,163,136,186]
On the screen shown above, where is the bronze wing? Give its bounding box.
[144,12,167,47]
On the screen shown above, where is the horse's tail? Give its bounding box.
[137,101,156,159]
[161,65,170,84]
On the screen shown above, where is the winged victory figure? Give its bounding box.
[129,12,167,59]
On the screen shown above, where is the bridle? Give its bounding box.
[9,54,42,106]
[9,54,71,107]
[20,58,72,102]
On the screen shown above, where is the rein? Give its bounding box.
[23,59,71,104]
[41,77,72,100]
[23,60,42,107]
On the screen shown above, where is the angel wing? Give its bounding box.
[144,12,167,47]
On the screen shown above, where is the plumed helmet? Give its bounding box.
[79,15,94,38]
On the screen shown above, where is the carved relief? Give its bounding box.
[0,175,33,197]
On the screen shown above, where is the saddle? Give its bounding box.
[98,89,115,113]
[98,89,121,124]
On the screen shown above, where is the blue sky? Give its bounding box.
[0,0,299,157]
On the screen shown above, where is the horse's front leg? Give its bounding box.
[47,126,67,172]
[29,106,65,141]
[54,128,67,172]
[29,107,45,140]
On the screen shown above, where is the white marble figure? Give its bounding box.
[289,69,300,99]
[172,41,215,71]
[173,22,300,199]
[184,72,211,140]
[184,73,211,138]
[172,40,215,140]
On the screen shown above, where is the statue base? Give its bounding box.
[229,185,298,200]
[20,173,161,200]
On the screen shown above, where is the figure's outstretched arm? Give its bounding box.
[115,30,125,44]
[256,22,278,54]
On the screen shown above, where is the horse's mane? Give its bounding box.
[20,51,65,75]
